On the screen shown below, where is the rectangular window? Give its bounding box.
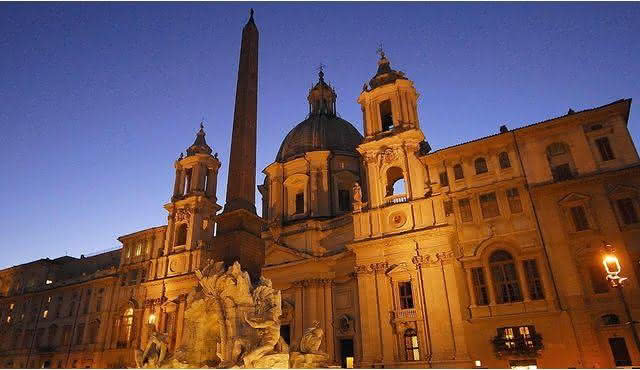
[552,163,574,181]
[498,326,536,350]
[522,260,544,300]
[609,337,632,367]
[96,289,104,312]
[439,172,449,187]
[459,198,473,222]
[62,325,71,346]
[454,164,464,180]
[75,323,85,345]
[23,329,33,348]
[506,188,523,214]
[492,261,523,303]
[36,328,45,347]
[595,137,615,161]
[338,189,351,212]
[480,192,500,218]
[471,267,489,306]
[295,192,304,215]
[379,100,393,131]
[617,198,639,225]
[443,200,453,217]
[570,206,589,231]
[398,282,414,309]
[127,270,138,286]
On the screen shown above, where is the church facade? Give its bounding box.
[1,12,640,369]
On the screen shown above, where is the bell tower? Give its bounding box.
[356,50,428,212]
[162,123,221,274]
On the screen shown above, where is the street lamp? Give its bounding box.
[602,243,640,355]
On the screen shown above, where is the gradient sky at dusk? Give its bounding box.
[1,2,639,268]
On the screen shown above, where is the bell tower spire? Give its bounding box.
[224,7,259,214]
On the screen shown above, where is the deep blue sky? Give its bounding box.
[1,3,639,268]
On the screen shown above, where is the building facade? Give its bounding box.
[1,12,640,369]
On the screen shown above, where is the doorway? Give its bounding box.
[339,338,354,368]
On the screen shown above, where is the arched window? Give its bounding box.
[499,152,511,169]
[118,308,134,347]
[453,164,464,180]
[404,328,420,361]
[386,167,406,196]
[475,158,488,174]
[380,100,393,131]
[490,250,522,304]
[175,224,187,246]
[601,314,620,326]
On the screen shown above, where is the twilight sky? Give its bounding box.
[1,2,639,268]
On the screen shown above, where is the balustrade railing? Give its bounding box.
[385,194,408,205]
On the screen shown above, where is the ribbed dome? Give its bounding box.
[275,69,363,163]
[275,114,363,163]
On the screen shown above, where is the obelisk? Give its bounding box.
[224,8,258,214]
[213,9,265,280]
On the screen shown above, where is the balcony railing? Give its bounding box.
[385,194,408,205]
[392,308,418,321]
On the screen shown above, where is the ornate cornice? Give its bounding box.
[291,278,333,287]
[411,255,430,267]
[354,265,372,275]
[370,262,389,273]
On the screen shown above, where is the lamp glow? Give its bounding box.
[603,255,620,275]
[148,313,157,324]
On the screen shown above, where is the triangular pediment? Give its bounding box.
[386,262,410,275]
[558,192,591,206]
[264,242,312,265]
[607,184,639,196]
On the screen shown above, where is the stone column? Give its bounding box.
[141,304,152,348]
[175,295,186,348]
[303,280,317,330]
[323,280,335,363]
[191,164,202,192]
[436,252,471,365]
[371,262,395,365]
[420,254,457,363]
[309,169,319,217]
[173,167,182,197]
[354,265,380,367]
[364,154,382,209]
[293,281,304,343]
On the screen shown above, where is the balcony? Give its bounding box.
[492,333,543,357]
[385,194,408,206]
[392,308,419,322]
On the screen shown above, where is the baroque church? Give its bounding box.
[1,11,640,370]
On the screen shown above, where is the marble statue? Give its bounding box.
[290,321,330,368]
[135,323,169,368]
[352,182,366,212]
[135,260,289,369]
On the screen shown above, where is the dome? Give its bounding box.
[276,114,363,163]
[275,69,363,163]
